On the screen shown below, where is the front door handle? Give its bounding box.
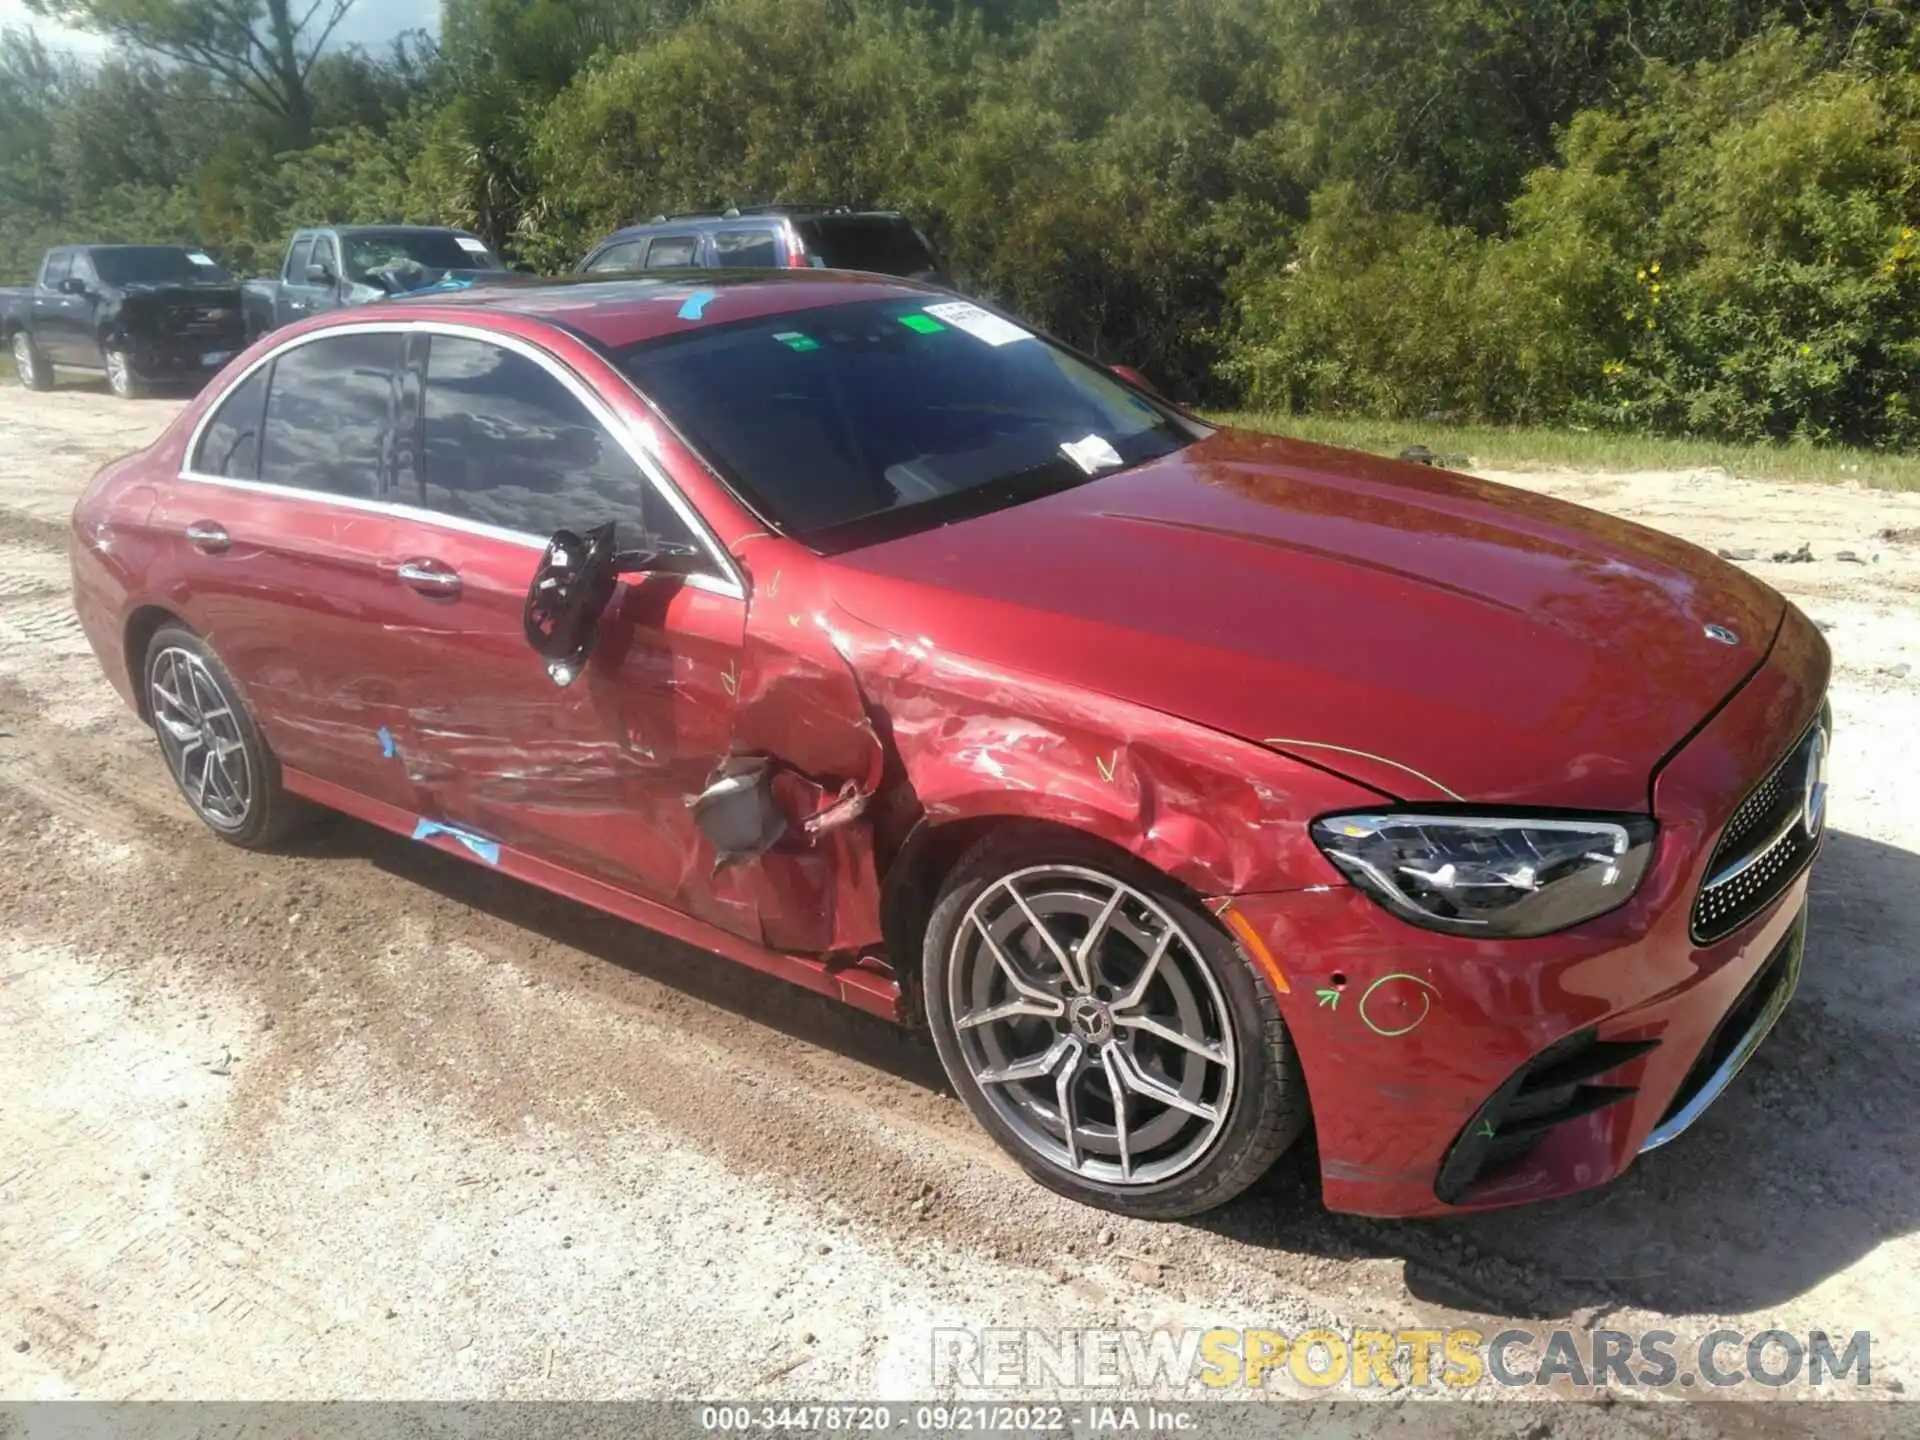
[398,560,462,597]
[185,521,229,554]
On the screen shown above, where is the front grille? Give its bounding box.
[1435,1031,1657,1204]
[1690,704,1829,944]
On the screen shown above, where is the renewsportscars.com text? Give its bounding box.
[932,1326,1871,1392]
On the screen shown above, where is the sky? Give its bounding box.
[0,0,442,60]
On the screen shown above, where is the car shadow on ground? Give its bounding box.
[282,812,950,1095]
[1205,826,1920,1320]
[288,812,1915,1321]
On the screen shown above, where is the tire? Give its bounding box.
[11,331,51,391]
[923,827,1308,1219]
[143,624,308,848]
[104,346,146,399]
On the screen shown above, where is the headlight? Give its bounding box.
[1310,812,1657,938]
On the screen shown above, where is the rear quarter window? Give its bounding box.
[713,229,781,268]
[194,367,270,480]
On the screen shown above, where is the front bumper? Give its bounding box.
[125,333,246,380]
[1224,605,1830,1218]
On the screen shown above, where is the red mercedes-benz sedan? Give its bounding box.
[69,274,1830,1220]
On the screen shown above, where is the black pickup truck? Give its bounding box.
[241,225,516,338]
[2,245,248,399]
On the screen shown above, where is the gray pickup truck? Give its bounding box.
[241,225,516,339]
[2,244,248,398]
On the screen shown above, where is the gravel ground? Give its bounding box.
[1,379,1916,1422]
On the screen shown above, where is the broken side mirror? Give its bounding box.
[521,522,704,686]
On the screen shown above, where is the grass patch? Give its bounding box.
[1213,412,1920,491]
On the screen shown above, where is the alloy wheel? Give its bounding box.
[946,865,1237,1186]
[149,647,252,830]
[12,333,35,387]
[105,350,132,397]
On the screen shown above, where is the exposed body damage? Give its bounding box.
[709,533,1388,1009]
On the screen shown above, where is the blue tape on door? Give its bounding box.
[378,727,397,759]
[678,290,716,321]
[411,818,502,867]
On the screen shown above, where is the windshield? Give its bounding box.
[794,217,939,277]
[91,246,231,285]
[342,230,499,284]
[618,297,1199,550]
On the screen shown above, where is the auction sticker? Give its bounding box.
[924,301,1032,347]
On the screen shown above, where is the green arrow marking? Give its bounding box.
[1478,1120,1498,1139]
[1316,988,1340,1009]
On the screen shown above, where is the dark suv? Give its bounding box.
[575,206,948,283]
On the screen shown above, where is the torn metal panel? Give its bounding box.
[800,600,1380,900]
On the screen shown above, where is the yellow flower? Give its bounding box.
[1650,261,1661,275]
[1798,344,1812,356]
[1636,268,1648,282]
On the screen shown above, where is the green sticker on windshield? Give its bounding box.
[774,331,820,352]
[899,313,946,335]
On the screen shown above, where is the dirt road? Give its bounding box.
[2,379,1916,1421]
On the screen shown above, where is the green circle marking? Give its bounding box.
[1358,973,1439,1037]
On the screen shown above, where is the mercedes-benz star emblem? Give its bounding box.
[1802,726,1830,839]
[1704,624,1740,646]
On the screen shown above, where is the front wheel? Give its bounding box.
[11,332,51,391]
[104,346,146,399]
[923,829,1309,1219]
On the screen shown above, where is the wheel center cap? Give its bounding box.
[1067,997,1113,1044]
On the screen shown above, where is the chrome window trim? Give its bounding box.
[178,317,747,601]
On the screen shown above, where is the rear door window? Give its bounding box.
[194,367,270,480]
[793,217,937,277]
[584,240,647,273]
[259,333,400,499]
[416,335,708,561]
[713,229,780,268]
[643,236,702,269]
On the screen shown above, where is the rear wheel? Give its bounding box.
[104,346,146,399]
[143,625,307,848]
[11,332,51,391]
[923,829,1308,1219]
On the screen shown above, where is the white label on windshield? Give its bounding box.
[188,252,216,265]
[924,301,1031,347]
[455,237,490,256]
[1061,434,1124,475]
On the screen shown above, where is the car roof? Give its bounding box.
[602,209,908,241]
[381,271,941,350]
[304,224,480,236]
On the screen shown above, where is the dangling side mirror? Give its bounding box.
[522,522,703,686]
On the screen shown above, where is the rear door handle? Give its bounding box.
[398,560,461,597]
[185,521,229,554]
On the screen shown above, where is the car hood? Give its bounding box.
[825,429,1784,810]
[116,280,242,300]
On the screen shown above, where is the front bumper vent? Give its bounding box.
[1691,704,1829,944]
[1434,1031,1657,1205]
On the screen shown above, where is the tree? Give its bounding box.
[26,0,360,147]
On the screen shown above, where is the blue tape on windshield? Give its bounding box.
[378,726,396,758]
[678,290,716,321]
[411,818,501,866]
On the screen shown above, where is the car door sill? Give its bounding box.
[280,766,903,1022]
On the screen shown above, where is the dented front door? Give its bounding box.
[383,519,762,938]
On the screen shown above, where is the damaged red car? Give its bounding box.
[70,274,1830,1220]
